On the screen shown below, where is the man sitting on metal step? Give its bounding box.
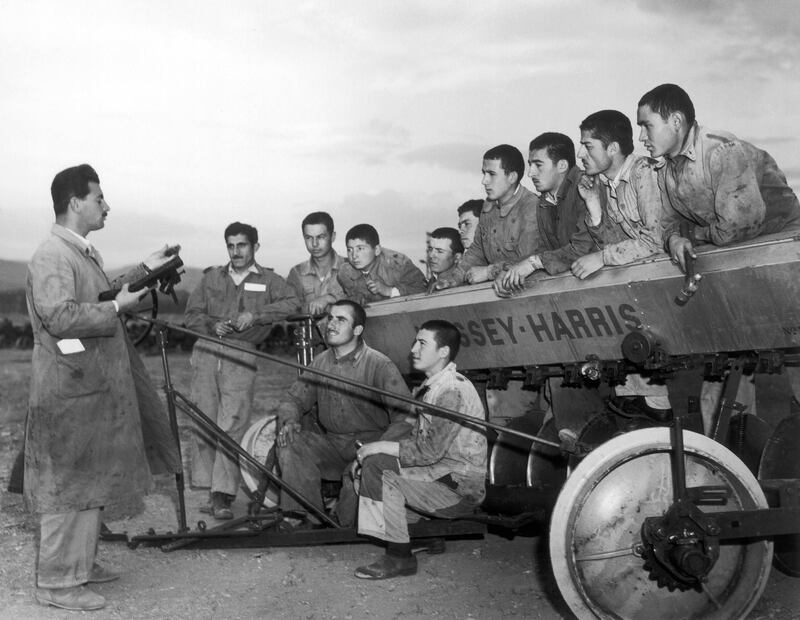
[353,319,487,579]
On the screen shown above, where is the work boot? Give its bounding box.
[354,553,418,579]
[88,563,122,584]
[211,492,235,520]
[608,395,673,423]
[35,585,106,611]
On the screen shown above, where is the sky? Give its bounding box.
[1,0,799,275]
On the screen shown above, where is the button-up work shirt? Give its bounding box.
[286,252,346,313]
[276,339,411,436]
[536,166,598,274]
[659,123,800,245]
[453,184,542,281]
[337,249,427,306]
[398,362,487,503]
[587,154,665,265]
[184,262,299,347]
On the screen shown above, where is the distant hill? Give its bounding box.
[0,258,208,316]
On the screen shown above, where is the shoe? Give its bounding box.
[209,492,235,520]
[412,538,446,555]
[88,563,121,584]
[608,395,673,423]
[35,585,106,611]
[354,554,418,579]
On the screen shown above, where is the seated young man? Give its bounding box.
[354,320,487,580]
[637,83,800,272]
[337,224,427,305]
[425,227,463,293]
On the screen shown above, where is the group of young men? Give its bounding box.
[22,81,800,609]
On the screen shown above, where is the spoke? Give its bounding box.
[575,545,639,561]
[701,582,722,610]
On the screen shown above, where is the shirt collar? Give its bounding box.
[599,153,636,190]
[484,184,524,218]
[52,224,102,264]
[227,262,260,277]
[421,361,457,387]
[299,251,344,277]
[674,122,699,163]
[333,338,366,364]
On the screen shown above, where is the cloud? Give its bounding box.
[399,143,485,174]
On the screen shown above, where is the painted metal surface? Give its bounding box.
[365,235,800,373]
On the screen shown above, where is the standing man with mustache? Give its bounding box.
[275,300,412,527]
[185,222,299,520]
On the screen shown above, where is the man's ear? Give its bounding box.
[439,345,450,361]
[374,244,382,256]
[507,170,519,186]
[353,324,364,337]
[331,231,336,245]
[253,242,261,254]
[670,111,684,130]
[608,141,619,157]
[556,159,569,174]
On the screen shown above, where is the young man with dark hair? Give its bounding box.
[497,132,596,295]
[337,223,426,305]
[287,211,346,315]
[26,164,181,611]
[275,300,412,527]
[456,199,483,250]
[185,221,298,520]
[354,319,487,579]
[426,227,463,292]
[637,83,800,271]
[436,144,541,290]
[570,109,665,279]
[571,109,671,420]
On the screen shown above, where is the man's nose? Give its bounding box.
[638,127,647,142]
[577,145,586,159]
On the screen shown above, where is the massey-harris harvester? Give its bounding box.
[129,232,800,620]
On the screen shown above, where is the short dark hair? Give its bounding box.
[430,227,464,255]
[638,83,696,127]
[345,223,380,247]
[224,222,258,245]
[332,299,366,329]
[457,199,483,218]
[51,164,99,216]
[419,319,461,362]
[580,110,634,157]
[483,144,525,181]
[528,132,576,169]
[302,211,334,235]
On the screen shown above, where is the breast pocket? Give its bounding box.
[56,348,109,398]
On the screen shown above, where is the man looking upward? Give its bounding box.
[637,83,800,271]
[185,222,298,520]
[287,211,346,316]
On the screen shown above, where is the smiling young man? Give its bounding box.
[435,144,541,290]
[275,300,412,527]
[497,132,596,295]
[354,319,487,579]
[337,223,427,306]
[185,222,298,520]
[425,227,463,293]
[637,83,800,271]
[287,212,346,315]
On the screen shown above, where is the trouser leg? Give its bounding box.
[37,508,102,589]
[211,356,256,497]
[277,431,347,516]
[189,349,219,488]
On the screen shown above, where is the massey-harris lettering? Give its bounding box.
[453,304,641,348]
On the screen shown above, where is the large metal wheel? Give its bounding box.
[550,428,773,619]
[239,416,280,507]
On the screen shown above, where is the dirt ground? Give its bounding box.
[1,348,798,619]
